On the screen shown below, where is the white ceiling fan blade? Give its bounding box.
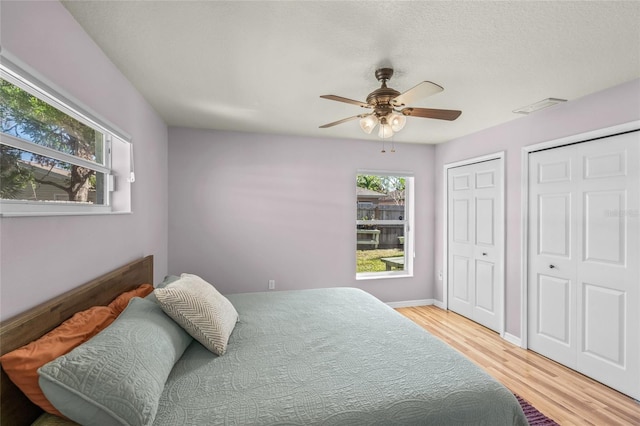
[392,81,443,107]
[319,114,369,128]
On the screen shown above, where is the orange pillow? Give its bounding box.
[108,283,154,314]
[0,306,117,417]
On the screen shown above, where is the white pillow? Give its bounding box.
[154,274,238,355]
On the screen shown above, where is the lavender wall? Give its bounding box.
[168,128,435,303]
[2,0,635,333]
[0,1,169,320]
[434,78,640,338]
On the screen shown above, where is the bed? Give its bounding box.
[0,256,528,425]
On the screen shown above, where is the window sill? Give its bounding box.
[356,271,413,281]
[0,200,131,217]
[1,210,132,218]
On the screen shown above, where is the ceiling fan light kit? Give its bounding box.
[378,118,393,139]
[320,68,461,139]
[359,114,378,134]
[389,112,406,132]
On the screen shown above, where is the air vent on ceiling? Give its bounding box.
[513,98,567,114]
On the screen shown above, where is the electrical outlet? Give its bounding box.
[268,279,275,290]
[438,271,443,281]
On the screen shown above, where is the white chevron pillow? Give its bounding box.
[155,274,238,355]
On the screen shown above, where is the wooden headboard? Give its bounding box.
[0,255,154,426]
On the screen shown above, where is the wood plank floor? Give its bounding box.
[396,305,640,426]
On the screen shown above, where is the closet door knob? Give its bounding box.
[482,252,487,256]
[549,264,556,269]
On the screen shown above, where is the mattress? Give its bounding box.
[153,288,527,425]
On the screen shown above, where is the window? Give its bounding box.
[356,172,414,279]
[0,56,132,216]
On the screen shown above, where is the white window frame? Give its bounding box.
[0,52,133,217]
[356,171,414,280]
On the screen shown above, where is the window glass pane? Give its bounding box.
[356,235,405,273]
[0,78,104,165]
[356,175,406,221]
[0,145,105,205]
[356,174,408,275]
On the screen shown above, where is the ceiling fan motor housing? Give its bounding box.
[367,68,400,118]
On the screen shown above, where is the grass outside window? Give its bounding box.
[356,249,404,273]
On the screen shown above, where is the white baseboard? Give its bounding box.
[503,332,522,347]
[432,299,445,309]
[387,299,434,308]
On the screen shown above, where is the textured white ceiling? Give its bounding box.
[61,1,640,144]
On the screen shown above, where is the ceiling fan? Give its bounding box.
[319,68,461,138]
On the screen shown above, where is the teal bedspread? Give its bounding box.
[153,288,528,425]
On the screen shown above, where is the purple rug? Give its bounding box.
[515,394,559,426]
